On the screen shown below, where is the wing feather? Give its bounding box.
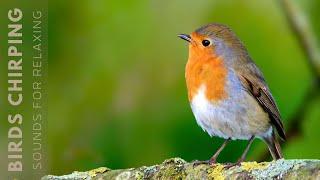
[236,63,286,140]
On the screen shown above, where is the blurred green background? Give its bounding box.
[1,0,319,176]
[48,0,320,175]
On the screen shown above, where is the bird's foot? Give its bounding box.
[223,160,242,169]
[192,160,210,167]
[192,159,216,167]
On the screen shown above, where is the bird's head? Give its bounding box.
[178,23,247,64]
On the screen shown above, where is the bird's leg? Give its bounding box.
[209,138,231,164]
[224,136,255,168]
[237,135,255,163]
[193,138,231,166]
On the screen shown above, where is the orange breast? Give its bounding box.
[185,48,228,102]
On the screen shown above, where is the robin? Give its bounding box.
[178,23,286,166]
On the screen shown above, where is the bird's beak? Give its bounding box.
[178,34,191,42]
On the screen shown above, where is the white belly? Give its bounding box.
[190,72,270,140]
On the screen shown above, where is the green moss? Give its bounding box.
[88,167,109,177]
[240,161,269,171]
[162,157,187,165]
[42,159,320,180]
[152,157,187,179]
[133,171,144,180]
[207,164,225,180]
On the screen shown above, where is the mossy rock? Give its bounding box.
[42,158,320,180]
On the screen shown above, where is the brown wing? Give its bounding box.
[236,63,286,141]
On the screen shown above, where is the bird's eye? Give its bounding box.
[202,40,211,47]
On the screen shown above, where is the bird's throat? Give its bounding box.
[185,55,228,102]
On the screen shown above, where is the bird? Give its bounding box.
[178,23,286,166]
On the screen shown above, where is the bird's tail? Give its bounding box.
[263,131,283,160]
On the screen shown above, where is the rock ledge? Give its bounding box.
[42,158,320,179]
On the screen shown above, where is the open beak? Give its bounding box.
[178,34,191,42]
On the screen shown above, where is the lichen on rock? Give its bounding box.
[42,158,320,180]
